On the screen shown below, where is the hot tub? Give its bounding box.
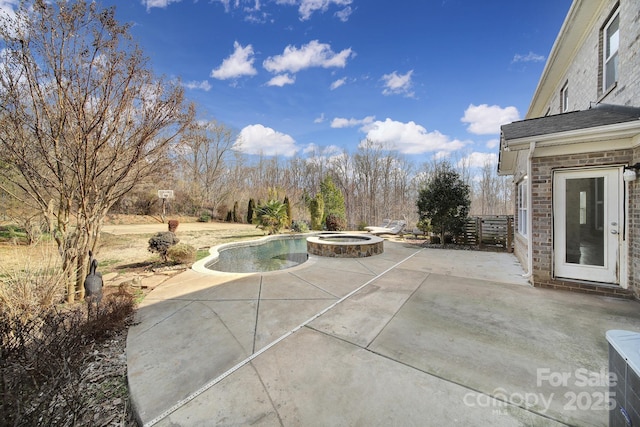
[306,233,384,258]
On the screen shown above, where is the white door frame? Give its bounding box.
[553,167,623,284]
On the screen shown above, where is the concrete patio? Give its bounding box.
[127,240,640,426]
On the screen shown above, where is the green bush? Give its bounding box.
[309,194,324,230]
[325,214,346,231]
[291,220,309,233]
[357,221,368,231]
[197,213,211,223]
[254,199,289,235]
[417,161,470,246]
[167,243,196,264]
[416,218,432,235]
[247,199,256,224]
[148,232,180,262]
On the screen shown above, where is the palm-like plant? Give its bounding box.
[254,199,289,235]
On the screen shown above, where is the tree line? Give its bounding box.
[0,0,512,302]
[118,136,513,229]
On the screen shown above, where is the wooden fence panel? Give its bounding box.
[461,215,513,252]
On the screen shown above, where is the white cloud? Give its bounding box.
[303,143,342,156]
[210,0,351,20]
[303,143,320,154]
[234,124,298,157]
[381,70,414,97]
[243,0,262,12]
[362,118,466,155]
[304,144,344,166]
[297,0,353,20]
[331,115,375,128]
[334,6,352,22]
[211,41,257,80]
[457,152,498,169]
[266,74,295,86]
[486,138,499,149]
[244,12,270,24]
[212,0,238,12]
[461,104,520,135]
[512,51,546,63]
[330,77,347,90]
[183,80,212,91]
[0,0,17,14]
[263,40,353,74]
[142,0,182,11]
[145,0,352,20]
[0,1,18,35]
[314,113,326,123]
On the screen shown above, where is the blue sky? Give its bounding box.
[103,0,571,167]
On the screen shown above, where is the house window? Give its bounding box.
[603,9,619,90]
[518,179,528,237]
[561,83,569,112]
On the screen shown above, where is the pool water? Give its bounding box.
[205,237,309,273]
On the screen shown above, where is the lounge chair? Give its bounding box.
[366,220,406,236]
[364,219,391,232]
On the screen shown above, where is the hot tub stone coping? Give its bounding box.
[306,233,384,245]
[306,233,384,258]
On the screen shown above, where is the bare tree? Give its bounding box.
[0,1,192,302]
[176,119,237,217]
[353,139,385,225]
[471,158,513,216]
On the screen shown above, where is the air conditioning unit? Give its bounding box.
[607,330,640,426]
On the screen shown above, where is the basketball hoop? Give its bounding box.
[157,190,174,223]
[157,190,174,199]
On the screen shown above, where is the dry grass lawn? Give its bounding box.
[0,215,268,426]
[0,215,265,276]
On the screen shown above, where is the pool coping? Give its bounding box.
[191,232,321,276]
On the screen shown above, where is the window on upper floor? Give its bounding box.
[603,8,619,91]
[561,83,569,112]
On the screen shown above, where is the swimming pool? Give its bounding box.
[202,236,309,273]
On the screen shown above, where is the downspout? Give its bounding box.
[523,141,536,281]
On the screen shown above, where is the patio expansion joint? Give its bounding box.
[354,258,378,275]
[252,276,264,354]
[248,361,285,427]
[134,300,197,337]
[300,317,573,426]
[287,271,349,299]
[258,297,338,301]
[361,344,573,426]
[364,273,429,349]
[141,248,425,427]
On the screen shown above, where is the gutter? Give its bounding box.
[506,120,640,150]
[523,141,536,281]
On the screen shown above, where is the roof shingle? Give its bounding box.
[501,104,640,141]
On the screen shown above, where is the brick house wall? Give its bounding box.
[529,149,636,297]
[540,0,640,116]
[631,146,640,294]
[513,232,528,274]
[505,0,640,298]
